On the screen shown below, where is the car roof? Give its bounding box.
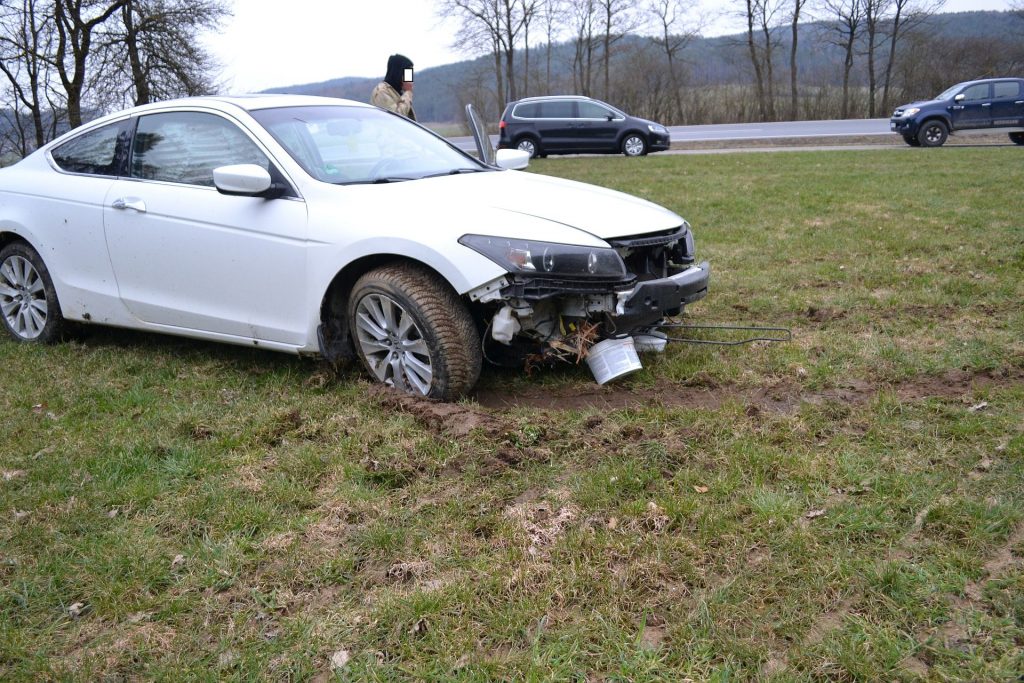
[42,94,373,150]
[513,95,595,103]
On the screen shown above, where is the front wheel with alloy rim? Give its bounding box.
[917,120,948,147]
[0,242,66,343]
[515,137,540,158]
[622,133,647,157]
[1010,132,1024,145]
[348,263,481,400]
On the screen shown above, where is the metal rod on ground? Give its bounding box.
[658,323,792,346]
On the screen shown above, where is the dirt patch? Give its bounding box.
[803,597,855,648]
[474,369,1024,413]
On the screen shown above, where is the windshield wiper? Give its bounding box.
[421,168,488,179]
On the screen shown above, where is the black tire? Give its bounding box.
[902,134,921,147]
[0,241,66,344]
[622,133,648,157]
[347,263,481,399]
[917,120,948,147]
[1009,132,1024,145]
[515,136,541,158]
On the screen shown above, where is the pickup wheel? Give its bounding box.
[902,134,921,147]
[917,120,948,147]
[1010,132,1024,145]
[348,263,481,400]
[0,242,66,344]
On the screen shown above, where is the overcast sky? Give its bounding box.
[205,0,1016,94]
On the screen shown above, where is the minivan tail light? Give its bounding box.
[499,120,506,129]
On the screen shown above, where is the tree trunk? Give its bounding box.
[745,0,768,120]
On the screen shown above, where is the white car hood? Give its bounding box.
[347,169,684,243]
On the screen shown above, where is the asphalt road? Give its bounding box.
[449,117,893,152]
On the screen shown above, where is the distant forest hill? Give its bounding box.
[263,10,1024,126]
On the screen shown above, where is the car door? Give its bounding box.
[950,83,993,130]
[537,100,578,152]
[990,80,1024,127]
[103,110,310,345]
[574,101,621,152]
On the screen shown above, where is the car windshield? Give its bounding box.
[250,105,487,184]
[936,83,969,100]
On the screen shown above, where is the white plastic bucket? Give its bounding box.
[633,329,668,354]
[586,337,643,385]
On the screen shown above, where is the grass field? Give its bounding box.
[1,148,1022,681]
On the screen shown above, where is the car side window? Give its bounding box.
[131,112,270,187]
[514,103,540,118]
[539,101,575,118]
[993,81,1020,99]
[51,120,131,176]
[961,84,990,102]
[578,102,612,119]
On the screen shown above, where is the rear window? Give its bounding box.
[993,81,1021,99]
[513,102,540,118]
[51,120,131,176]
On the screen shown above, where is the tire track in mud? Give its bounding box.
[473,368,1023,413]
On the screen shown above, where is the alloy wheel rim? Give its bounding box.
[925,126,942,143]
[518,140,536,156]
[625,136,644,155]
[0,255,47,340]
[354,293,433,395]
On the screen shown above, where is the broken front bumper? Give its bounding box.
[616,261,710,329]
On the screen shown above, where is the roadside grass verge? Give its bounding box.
[1,148,1022,680]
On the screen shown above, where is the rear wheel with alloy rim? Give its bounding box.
[917,120,948,147]
[0,242,66,343]
[348,263,481,399]
[622,134,647,157]
[516,137,540,158]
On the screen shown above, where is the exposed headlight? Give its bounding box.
[459,235,627,279]
[901,107,920,117]
[648,123,668,134]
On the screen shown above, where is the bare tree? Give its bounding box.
[821,0,864,118]
[646,0,700,122]
[52,0,130,128]
[0,0,55,151]
[439,0,507,109]
[519,0,540,97]
[106,0,228,107]
[568,0,597,95]
[741,0,784,120]
[596,0,639,100]
[788,0,809,119]
[540,0,566,92]
[879,0,944,113]
[860,0,891,117]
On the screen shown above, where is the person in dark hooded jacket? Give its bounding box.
[371,54,416,120]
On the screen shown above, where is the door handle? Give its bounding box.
[981,103,991,107]
[1015,101,1023,105]
[111,197,147,213]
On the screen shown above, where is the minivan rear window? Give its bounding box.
[514,102,540,118]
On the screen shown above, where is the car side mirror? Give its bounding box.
[213,164,281,198]
[495,148,529,170]
[606,114,614,121]
[954,93,965,103]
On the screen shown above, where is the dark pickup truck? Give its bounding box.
[890,78,1024,147]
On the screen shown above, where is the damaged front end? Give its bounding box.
[461,223,709,381]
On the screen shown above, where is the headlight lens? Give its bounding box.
[648,123,668,134]
[902,107,920,117]
[459,235,627,279]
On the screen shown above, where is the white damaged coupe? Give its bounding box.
[0,95,709,399]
